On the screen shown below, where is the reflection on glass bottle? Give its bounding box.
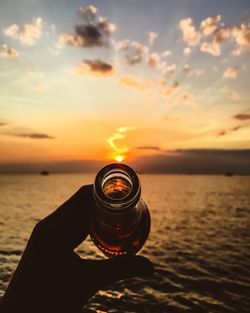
[90,163,150,258]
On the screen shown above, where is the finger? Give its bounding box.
[84,255,154,287]
[35,185,94,250]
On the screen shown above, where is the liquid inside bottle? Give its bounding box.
[90,163,151,257]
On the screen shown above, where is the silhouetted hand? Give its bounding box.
[1,185,153,313]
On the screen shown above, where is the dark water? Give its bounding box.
[0,174,250,312]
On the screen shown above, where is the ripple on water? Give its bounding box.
[1,174,250,312]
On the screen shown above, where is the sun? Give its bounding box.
[115,155,124,163]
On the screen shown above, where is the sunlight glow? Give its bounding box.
[115,155,124,162]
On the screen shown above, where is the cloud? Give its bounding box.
[232,24,250,48]
[56,5,115,49]
[179,15,250,57]
[147,32,158,46]
[6,132,54,139]
[217,125,243,137]
[200,41,221,56]
[200,15,221,36]
[179,92,194,104]
[160,63,177,76]
[147,52,160,67]
[0,44,18,58]
[200,28,230,56]
[116,39,149,65]
[183,47,191,55]
[161,50,171,57]
[221,85,241,101]
[183,64,204,77]
[3,17,43,46]
[179,18,201,46]
[0,122,7,126]
[118,75,152,90]
[107,126,135,159]
[74,59,115,77]
[132,149,250,174]
[231,113,250,121]
[2,150,250,174]
[136,146,161,151]
[223,67,237,78]
[160,82,179,97]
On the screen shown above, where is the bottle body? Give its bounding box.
[90,163,150,257]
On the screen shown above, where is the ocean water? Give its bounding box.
[0,174,250,312]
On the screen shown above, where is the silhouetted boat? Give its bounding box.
[40,170,49,176]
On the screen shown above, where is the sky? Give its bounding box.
[0,0,250,173]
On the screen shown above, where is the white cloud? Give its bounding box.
[200,27,230,56]
[200,41,221,56]
[183,47,191,55]
[117,39,149,65]
[200,15,221,36]
[161,50,171,57]
[232,24,250,48]
[179,18,201,46]
[159,62,176,75]
[3,18,43,46]
[147,32,158,46]
[183,64,205,77]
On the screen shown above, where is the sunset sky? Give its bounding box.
[1,0,250,173]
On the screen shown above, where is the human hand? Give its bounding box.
[1,185,153,313]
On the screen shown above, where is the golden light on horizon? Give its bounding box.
[115,155,124,163]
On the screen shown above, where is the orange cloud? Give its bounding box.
[147,52,160,67]
[3,18,43,46]
[223,67,237,78]
[0,45,18,58]
[74,59,115,77]
[118,75,152,90]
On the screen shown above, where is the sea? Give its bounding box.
[0,174,250,312]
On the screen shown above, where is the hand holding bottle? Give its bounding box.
[1,184,153,313]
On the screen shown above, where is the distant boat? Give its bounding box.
[225,172,234,177]
[40,170,49,176]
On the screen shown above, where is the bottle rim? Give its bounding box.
[94,163,141,211]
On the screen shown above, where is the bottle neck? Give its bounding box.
[94,163,141,213]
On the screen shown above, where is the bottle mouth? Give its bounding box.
[102,172,132,200]
[94,163,141,211]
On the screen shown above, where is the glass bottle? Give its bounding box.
[90,163,150,257]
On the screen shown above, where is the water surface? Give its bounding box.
[0,174,250,312]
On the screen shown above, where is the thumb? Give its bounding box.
[87,255,154,287]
